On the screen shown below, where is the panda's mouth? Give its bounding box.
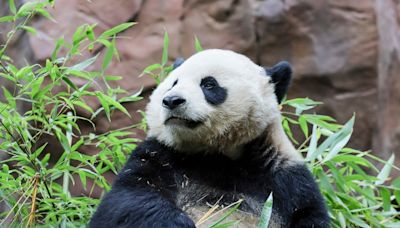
[165,116,202,128]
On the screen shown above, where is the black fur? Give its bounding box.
[265,61,292,103]
[272,165,330,227]
[90,137,329,227]
[200,76,227,105]
[90,139,195,228]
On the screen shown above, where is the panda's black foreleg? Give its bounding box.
[89,139,195,228]
[270,163,330,228]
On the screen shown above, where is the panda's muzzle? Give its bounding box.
[162,95,202,128]
[164,116,202,128]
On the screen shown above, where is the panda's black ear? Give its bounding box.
[172,58,185,70]
[264,61,292,104]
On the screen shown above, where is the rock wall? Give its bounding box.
[2,0,400,167]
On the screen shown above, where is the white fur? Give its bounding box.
[146,49,302,161]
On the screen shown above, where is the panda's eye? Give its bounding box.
[172,79,178,87]
[201,77,217,90]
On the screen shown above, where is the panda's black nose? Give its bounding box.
[162,96,186,110]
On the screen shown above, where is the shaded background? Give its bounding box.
[1,0,400,180]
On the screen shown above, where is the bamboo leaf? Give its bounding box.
[375,154,395,185]
[162,31,169,65]
[0,15,14,22]
[194,35,203,52]
[95,92,111,121]
[322,133,351,163]
[102,37,115,72]
[380,188,391,211]
[299,115,308,137]
[210,200,243,228]
[2,86,15,108]
[68,54,98,71]
[98,93,131,118]
[258,193,273,228]
[306,124,319,161]
[9,0,16,14]
[98,22,136,39]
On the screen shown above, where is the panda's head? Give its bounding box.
[146,49,292,157]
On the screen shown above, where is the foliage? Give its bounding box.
[0,1,399,228]
[0,1,140,226]
[272,98,400,228]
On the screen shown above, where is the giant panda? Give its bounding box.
[90,49,330,227]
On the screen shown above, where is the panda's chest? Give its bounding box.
[173,168,266,227]
[171,154,270,217]
[175,174,245,210]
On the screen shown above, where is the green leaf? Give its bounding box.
[34,83,52,100]
[2,164,9,172]
[2,86,15,108]
[68,54,98,71]
[330,155,374,167]
[31,75,44,99]
[282,118,298,144]
[79,171,87,190]
[258,193,273,228]
[212,221,240,228]
[337,212,346,228]
[209,199,243,228]
[394,190,400,206]
[96,38,111,47]
[9,0,16,14]
[309,115,354,161]
[32,143,48,158]
[95,92,110,121]
[72,100,94,114]
[16,1,43,17]
[86,24,96,41]
[194,35,203,52]
[305,124,319,161]
[0,15,14,22]
[375,153,395,185]
[162,31,169,65]
[102,37,115,72]
[380,188,391,211]
[98,22,136,39]
[37,8,54,21]
[62,76,78,90]
[298,115,308,137]
[97,92,131,118]
[303,114,340,131]
[72,24,88,46]
[105,75,122,81]
[283,98,322,115]
[119,88,143,103]
[41,153,51,166]
[322,133,352,163]
[0,72,15,82]
[71,138,84,152]
[51,38,66,60]
[140,63,161,77]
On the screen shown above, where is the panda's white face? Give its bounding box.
[146,49,281,157]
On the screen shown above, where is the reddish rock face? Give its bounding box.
[375,0,400,165]
[2,0,400,178]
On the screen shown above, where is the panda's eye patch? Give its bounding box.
[200,76,227,105]
[172,79,178,87]
[200,77,218,90]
